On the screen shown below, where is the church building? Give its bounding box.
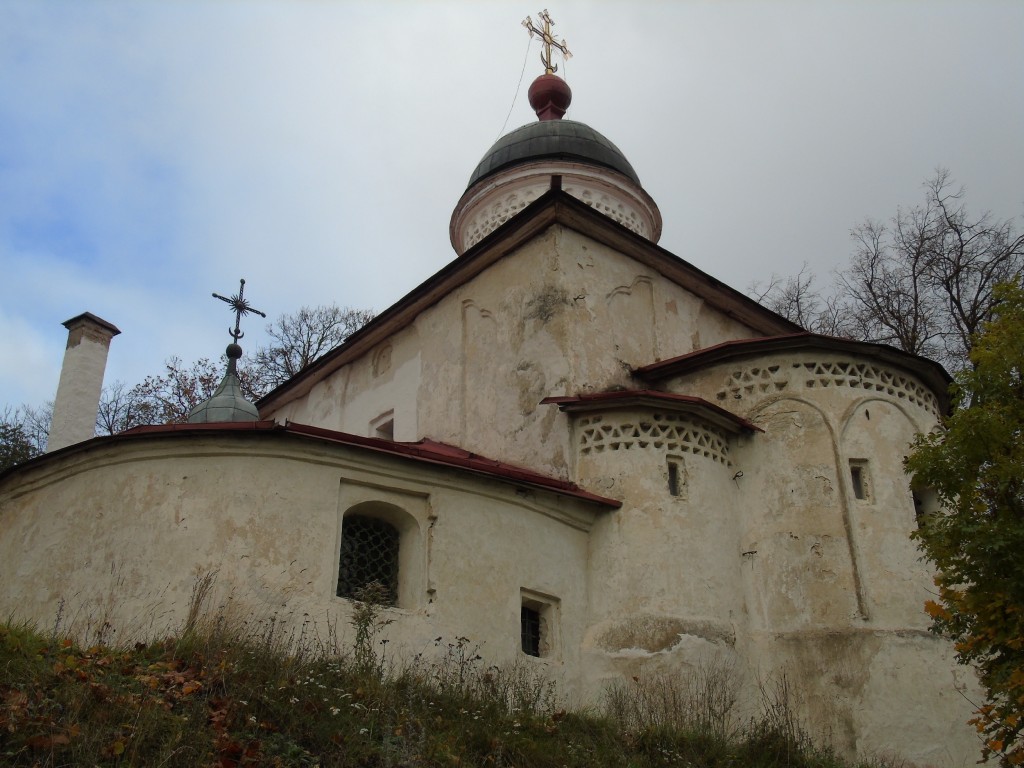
[0,24,980,764]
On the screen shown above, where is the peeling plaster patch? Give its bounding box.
[766,410,804,430]
[525,286,570,323]
[592,615,736,653]
[770,629,887,756]
[512,361,546,416]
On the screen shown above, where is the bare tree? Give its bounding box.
[837,169,1023,371]
[97,356,267,434]
[130,356,228,426]
[752,170,1023,372]
[96,380,151,436]
[251,305,375,391]
[925,170,1024,366]
[0,403,51,470]
[93,304,375,435]
[839,214,944,359]
[749,263,848,337]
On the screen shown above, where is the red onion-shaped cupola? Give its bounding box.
[528,73,573,121]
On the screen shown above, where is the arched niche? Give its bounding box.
[338,500,424,610]
[838,398,936,626]
[738,397,863,629]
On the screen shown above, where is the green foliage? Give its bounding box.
[907,280,1024,765]
[348,581,394,677]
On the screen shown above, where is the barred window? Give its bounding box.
[520,589,559,658]
[337,515,400,605]
[521,605,542,657]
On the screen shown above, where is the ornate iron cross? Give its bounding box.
[523,9,572,75]
[212,278,266,342]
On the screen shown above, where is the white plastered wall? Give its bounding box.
[0,433,600,698]
[658,352,981,764]
[269,224,759,481]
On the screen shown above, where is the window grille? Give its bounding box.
[521,605,542,657]
[337,515,400,605]
[520,590,558,658]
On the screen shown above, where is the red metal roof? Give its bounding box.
[634,332,952,414]
[73,420,621,509]
[541,390,761,433]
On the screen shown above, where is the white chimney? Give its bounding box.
[47,312,120,452]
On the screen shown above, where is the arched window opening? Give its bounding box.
[337,515,400,605]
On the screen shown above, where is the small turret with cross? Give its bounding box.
[186,278,266,424]
[212,278,266,375]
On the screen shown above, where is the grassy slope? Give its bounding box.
[0,615,882,768]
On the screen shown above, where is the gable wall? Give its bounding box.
[269,224,760,479]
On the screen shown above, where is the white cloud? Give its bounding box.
[1,1,1022,408]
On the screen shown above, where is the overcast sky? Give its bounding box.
[2,0,1022,412]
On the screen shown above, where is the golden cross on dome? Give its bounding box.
[522,9,572,75]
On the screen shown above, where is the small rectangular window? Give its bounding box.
[521,606,541,657]
[520,589,559,658]
[849,459,870,501]
[666,455,686,498]
[668,461,681,496]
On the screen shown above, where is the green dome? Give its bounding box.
[187,347,259,424]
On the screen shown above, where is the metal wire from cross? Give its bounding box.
[522,9,571,75]
[212,279,267,342]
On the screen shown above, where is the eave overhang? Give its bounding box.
[0,420,619,510]
[541,390,762,434]
[635,332,953,414]
[256,189,802,416]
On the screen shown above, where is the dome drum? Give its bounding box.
[450,75,662,255]
[451,160,662,254]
